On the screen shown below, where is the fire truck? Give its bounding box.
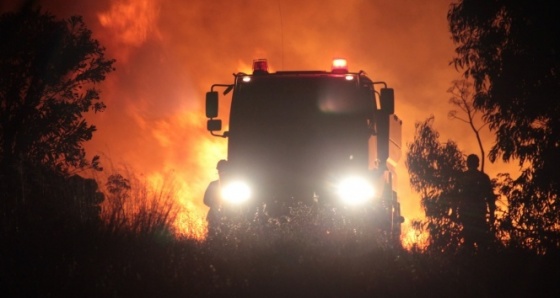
[205,58,404,243]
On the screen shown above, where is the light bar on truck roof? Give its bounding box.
[253,59,269,74]
[331,58,348,73]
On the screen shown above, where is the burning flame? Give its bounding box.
[401,224,429,252]
[143,110,228,239]
[97,0,160,46]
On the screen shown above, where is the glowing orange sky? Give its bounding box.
[3,0,509,234]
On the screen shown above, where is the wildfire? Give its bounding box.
[401,224,429,252]
[15,0,470,243]
[97,0,160,47]
[144,111,228,239]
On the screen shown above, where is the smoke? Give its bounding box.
[4,0,483,234]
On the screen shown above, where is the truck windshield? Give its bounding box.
[228,75,373,198]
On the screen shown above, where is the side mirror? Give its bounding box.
[380,88,394,115]
[206,91,219,118]
[207,119,222,132]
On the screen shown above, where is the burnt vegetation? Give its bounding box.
[1,2,560,297]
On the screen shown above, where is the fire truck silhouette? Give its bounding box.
[204,58,404,244]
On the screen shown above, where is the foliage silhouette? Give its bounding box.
[3,196,560,297]
[406,117,466,253]
[0,6,114,235]
[449,0,560,252]
[0,7,114,173]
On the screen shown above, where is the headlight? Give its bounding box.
[337,176,375,205]
[221,181,251,204]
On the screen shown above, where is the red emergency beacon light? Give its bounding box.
[253,59,269,74]
[331,58,348,73]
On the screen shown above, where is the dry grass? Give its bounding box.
[94,167,181,238]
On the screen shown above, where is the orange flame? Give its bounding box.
[401,224,430,252]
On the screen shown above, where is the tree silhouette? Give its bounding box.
[449,0,560,251]
[447,79,488,171]
[0,7,114,231]
[405,117,464,253]
[0,7,114,174]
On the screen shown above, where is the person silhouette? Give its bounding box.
[457,154,496,252]
[203,159,228,238]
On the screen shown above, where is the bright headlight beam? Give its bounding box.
[337,176,374,205]
[221,181,251,204]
